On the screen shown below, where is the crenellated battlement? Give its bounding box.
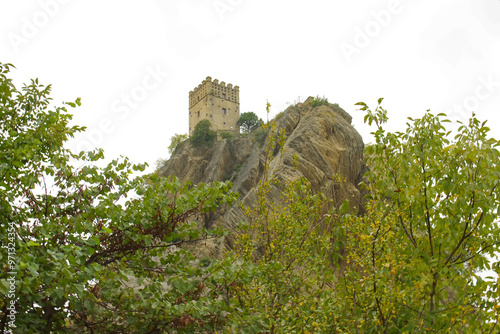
[189,76,239,108]
[189,76,240,136]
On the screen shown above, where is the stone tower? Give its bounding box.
[189,76,240,136]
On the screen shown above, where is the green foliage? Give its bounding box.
[3,62,498,332]
[217,99,500,333]
[237,111,263,133]
[220,131,234,140]
[0,63,240,333]
[309,95,329,107]
[228,178,336,333]
[221,122,336,333]
[199,257,212,268]
[168,133,188,154]
[190,119,217,147]
[329,99,500,332]
[233,164,242,173]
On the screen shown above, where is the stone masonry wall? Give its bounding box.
[189,76,240,135]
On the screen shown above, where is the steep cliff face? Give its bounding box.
[158,99,366,257]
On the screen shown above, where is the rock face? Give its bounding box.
[158,98,366,257]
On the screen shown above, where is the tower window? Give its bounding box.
[222,93,226,99]
[222,108,227,115]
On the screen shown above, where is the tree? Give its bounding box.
[226,177,336,333]
[168,133,188,154]
[5,60,499,333]
[0,63,239,333]
[219,100,500,333]
[329,99,500,332]
[190,119,217,147]
[237,112,263,133]
[219,122,337,333]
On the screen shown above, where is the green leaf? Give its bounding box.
[25,241,40,247]
[27,263,39,277]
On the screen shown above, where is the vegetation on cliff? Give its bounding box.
[167,133,188,154]
[2,64,500,333]
[190,119,217,148]
[237,111,263,133]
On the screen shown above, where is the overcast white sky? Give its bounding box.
[1,0,499,171]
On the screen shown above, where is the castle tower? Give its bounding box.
[189,76,240,136]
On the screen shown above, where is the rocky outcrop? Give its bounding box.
[158,98,366,257]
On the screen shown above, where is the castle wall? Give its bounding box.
[189,76,240,136]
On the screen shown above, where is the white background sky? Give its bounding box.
[1,0,499,171]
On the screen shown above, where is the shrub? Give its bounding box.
[220,131,233,140]
[168,133,188,154]
[190,120,217,147]
[309,95,329,107]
